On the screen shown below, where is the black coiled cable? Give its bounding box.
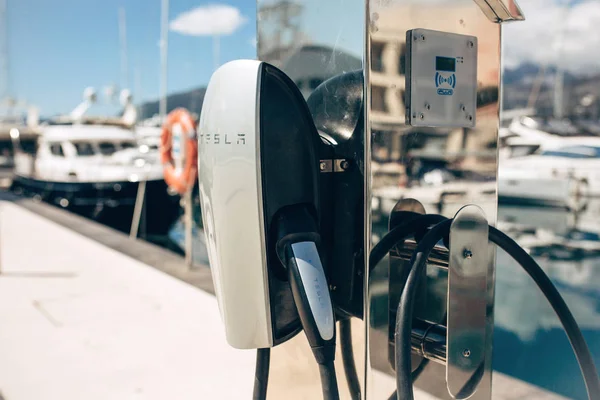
[391,217,600,400]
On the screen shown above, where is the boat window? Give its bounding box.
[20,140,37,155]
[98,142,117,155]
[49,143,65,157]
[541,146,600,159]
[73,142,95,156]
[120,141,136,150]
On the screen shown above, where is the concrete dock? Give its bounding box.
[0,194,567,399]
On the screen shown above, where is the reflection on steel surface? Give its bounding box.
[367,1,501,399]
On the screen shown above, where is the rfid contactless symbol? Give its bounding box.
[435,72,456,96]
[435,72,456,89]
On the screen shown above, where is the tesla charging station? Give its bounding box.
[198,1,600,399]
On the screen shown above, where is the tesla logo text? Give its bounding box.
[314,277,326,309]
[199,133,246,145]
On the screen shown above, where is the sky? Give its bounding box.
[5,0,599,117]
[503,0,600,72]
[5,0,257,116]
[4,0,365,117]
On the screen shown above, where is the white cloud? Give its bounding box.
[249,36,257,48]
[169,4,247,36]
[504,0,600,73]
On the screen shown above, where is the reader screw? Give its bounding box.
[340,160,350,170]
[468,40,474,48]
[419,113,425,120]
[463,249,473,259]
[425,103,431,110]
[462,349,471,358]
[320,161,327,171]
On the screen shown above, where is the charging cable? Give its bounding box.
[340,318,362,400]
[389,217,600,400]
[253,348,270,400]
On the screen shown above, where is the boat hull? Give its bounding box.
[10,175,181,236]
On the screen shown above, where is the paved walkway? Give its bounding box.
[0,199,567,400]
[0,201,255,400]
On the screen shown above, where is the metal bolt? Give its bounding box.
[419,113,425,120]
[425,103,431,110]
[463,249,473,259]
[468,40,474,48]
[462,349,471,358]
[320,161,327,171]
[340,160,350,170]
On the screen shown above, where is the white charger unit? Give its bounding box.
[405,29,478,128]
[198,60,272,349]
[198,60,327,351]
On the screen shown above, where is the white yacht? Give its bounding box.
[498,136,600,209]
[135,114,164,150]
[372,165,497,223]
[11,88,180,234]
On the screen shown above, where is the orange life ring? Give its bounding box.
[160,108,198,195]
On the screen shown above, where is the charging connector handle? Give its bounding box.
[286,241,340,400]
[276,204,339,399]
[286,241,336,360]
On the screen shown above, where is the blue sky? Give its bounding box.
[12,0,592,117]
[5,0,368,117]
[6,0,257,116]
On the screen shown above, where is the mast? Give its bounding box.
[553,0,574,119]
[159,0,169,118]
[118,6,129,90]
[0,0,9,105]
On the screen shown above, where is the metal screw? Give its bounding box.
[319,161,327,171]
[420,35,426,41]
[340,160,350,170]
[463,249,473,259]
[468,115,473,121]
[425,103,431,110]
[461,105,466,112]
[468,40,474,48]
[462,349,471,358]
[419,113,425,120]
